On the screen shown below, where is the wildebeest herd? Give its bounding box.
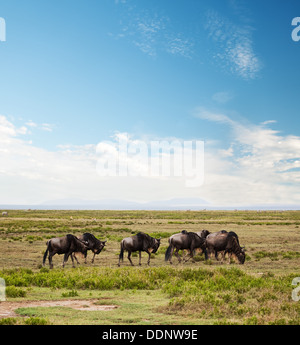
[43,230,245,269]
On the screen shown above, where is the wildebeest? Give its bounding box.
[165,230,207,264]
[118,232,161,266]
[205,230,245,264]
[43,234,90,269]
[73,233,106,264]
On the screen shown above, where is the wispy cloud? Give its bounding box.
[165,35,194,59]
[212,91,234,104]
[23,119,55,133]
[41,123,54,132]
[194,107,235,125]
[25,121,37,128]
[205,9,262,79]
[132,13,167,57]
[113,4,194,58]
[260,120,277,125]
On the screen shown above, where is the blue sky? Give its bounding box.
[0,0,300,208]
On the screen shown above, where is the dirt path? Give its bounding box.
[0,299,118,318]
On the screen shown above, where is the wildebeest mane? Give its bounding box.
[136,232,156,251]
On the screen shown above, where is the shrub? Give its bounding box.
[6,286,27,298]
[0,317,17,325]
[61,289,79,297]
[24,317,49,325]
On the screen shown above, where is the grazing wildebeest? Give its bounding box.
[118,232,161,266]
[165,230,207,264]
[205,230,245,264]
[43,234,90,269]
[73,233,106,264]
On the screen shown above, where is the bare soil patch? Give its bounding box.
[0,299,118,318]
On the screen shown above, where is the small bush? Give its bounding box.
[6,286,27,298]
[61,289,79,297]
[24,317,49,325]
[0,317,17,325]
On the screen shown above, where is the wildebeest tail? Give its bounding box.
[165,244,173,261]
[43,240,50,265]
[119,241,124,262]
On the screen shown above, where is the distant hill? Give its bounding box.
[0,198,299,210]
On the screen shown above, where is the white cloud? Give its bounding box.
[0,115,18,137]
[195,107,300,206]
[205,9,262,79]
[25,121,37,127]
[261,120,277,125]
[24,119,54,132]
[0,117,205,205]
[1,113,299,208]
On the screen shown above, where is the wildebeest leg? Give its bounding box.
[70,253,75,268]
[91,252,96,264]
[183,249,192,262]
[48,253,54,269]
[127,251,134,266]
[215,251,219,261]
[168,246,175,264]
[72,253,80,264]
[174,248,182,263]
[63,252,71,268]
[207,248,214,260]
[182,249,190,262]
[147,251,151,266]
[227,251,233,264]
[186,248,196,263]
[221,251,226,263]
[139,251,142,266]
[190,250,196,263]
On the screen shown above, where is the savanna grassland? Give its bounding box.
[0,209,300,325]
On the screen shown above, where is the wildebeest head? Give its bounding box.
[150,238,161,253]
[237,247,246,264]
[94,240,106,254]
[198,230,210,239]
